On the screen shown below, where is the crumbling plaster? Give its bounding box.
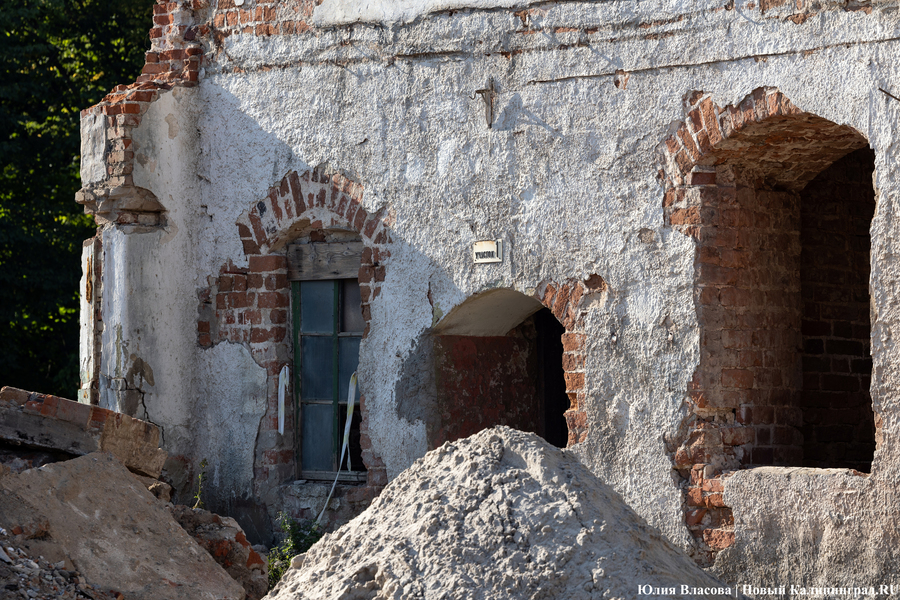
[194,342,268,502]
[81,0,900,581]
[719,467,900,585]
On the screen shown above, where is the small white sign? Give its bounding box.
[473,239,503,264]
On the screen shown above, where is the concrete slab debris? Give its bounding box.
[0,386,167,478]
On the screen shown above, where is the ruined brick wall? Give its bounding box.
[663,87,874,564]
[76,0,899,577]
[77,0,207,222]
[693,168,803,467]
[420,278,599,452]
[144,1,207,85]
[799,148,876,471]
[211,0,319,38]
[540,279,598,447]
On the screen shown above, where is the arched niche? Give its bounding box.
[430,288,570,449]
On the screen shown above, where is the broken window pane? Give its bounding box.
[338,337,361,403]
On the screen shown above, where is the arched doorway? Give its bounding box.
[430,289,569,448]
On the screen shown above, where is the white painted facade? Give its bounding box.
[78,0,900,585]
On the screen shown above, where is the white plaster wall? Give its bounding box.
[313,0,534,25]
[719,468,900,588]
[99,85,273,503]
[189,1,900,555]
[96,0,900,579]
[194,342,268,501]
[99,227,196,450]
[80,112,106,185]
[78,241,95,404]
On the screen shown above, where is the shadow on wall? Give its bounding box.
[158,77,602,543]
[160,81,304,543]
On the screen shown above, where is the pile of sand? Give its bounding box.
[266,427,732,600]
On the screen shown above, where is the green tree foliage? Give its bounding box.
[0,0,153,396]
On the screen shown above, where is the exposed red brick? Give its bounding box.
[562,353,584,371]
[564,372,584,391]
[561,333,583,352]
[702,529,735,550]
[257,292,288,309]
[701,478,724,493]
[55,399,92,428]
[685,508,707,526]
[248,255,287,273]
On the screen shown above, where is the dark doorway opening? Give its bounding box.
[428,290,571,449]
[535,308,568,448]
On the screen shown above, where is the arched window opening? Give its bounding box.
[670,98,877,472]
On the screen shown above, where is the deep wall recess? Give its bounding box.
[661,87,877,564]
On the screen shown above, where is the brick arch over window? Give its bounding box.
[238,167,392,256]
[660,87,876,565]
[198,166,393,523]
[234,165,393,340]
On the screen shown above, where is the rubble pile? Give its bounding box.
[170,505,268,600]
[0,452,247,600]
[266,427,732,600]
[0,387,255,600]
[0,527,118,600]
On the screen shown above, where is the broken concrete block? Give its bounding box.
[170,504,268,600]
[0,386,166,477]
[0,452,246,600]
[133,473,174,503]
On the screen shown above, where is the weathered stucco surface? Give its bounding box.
[79,0,900,587]
[718,467,900,589]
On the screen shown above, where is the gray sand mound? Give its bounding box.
[265,427,733,600]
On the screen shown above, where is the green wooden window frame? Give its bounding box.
[292,278,366,482]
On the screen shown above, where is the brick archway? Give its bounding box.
[660,87,875,564]
[429,276,602,449]
[534,277,604,446]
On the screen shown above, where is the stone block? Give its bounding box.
[0,387,167,478]
[0,452,245,600]
[169,504,268,600]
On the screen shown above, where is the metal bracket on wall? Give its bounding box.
[879,87,900,103]
[471,78,497,128]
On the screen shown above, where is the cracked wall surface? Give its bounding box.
[78,0,900,584]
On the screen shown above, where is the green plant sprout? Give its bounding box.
[192,458,208,510]
[267,513,323,590]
